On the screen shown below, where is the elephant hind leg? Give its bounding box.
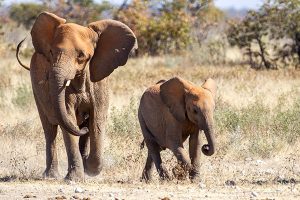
[79,118,90,163]
[151,143,170,180]
[139,114,170,180]
[142,127,170,180]
[79,121,89,175]
[144,138,170,180]
[141,152,154,182]
[79,133,90,169]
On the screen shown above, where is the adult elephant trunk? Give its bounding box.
[49,67,88,136]
[201,118,216,156]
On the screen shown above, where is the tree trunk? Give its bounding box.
[295,32,300,69]
[256,35,270,69]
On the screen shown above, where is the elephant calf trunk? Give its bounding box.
[202,125,216,156]
[201,144,215,156]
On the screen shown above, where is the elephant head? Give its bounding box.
[160,77,217,156]
[31,12,137,136]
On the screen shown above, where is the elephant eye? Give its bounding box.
[78,51,85,59]
[193,108,198,114]
[77,50,86,64]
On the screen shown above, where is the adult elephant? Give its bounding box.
[16,12,137,181]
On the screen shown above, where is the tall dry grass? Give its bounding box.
[0,54,299,185]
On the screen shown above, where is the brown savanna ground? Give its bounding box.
[0,54,299,199]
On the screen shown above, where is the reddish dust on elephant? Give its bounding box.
[16,11,137,181]
[138,77,216,181]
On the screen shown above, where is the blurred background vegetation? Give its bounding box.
[1,0,300,69]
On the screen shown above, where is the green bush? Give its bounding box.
[12,84,33,109]
[116,0,192,55]
[9,1,113,28]
[105,97,145,171]
[108,97,140,138]
[273,97,300,143]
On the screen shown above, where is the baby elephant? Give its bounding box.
[138,77,216,181]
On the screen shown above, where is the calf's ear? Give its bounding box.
[202,78,217,99]
[160,77,192,122]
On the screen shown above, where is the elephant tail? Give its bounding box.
[156,79,166,84]
[16,38,30,71]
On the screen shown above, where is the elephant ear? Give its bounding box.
[31,12,66,59]
[160,77,191,122]
[202,78,217,99]
[88,20,137,82]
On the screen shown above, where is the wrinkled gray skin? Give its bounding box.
[17,12,137,181]
[138,77,217,182]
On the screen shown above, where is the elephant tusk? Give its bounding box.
[38,80,45,85]
[66,80,71,86]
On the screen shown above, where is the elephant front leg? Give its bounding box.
[189,131,202,181]
[37,106,60,179]
[170,146,192,180]
[84,111,105,176]
[79,133,90,167]
[167,128,192,180]
[79,117,90,167]
[62,128,84,181]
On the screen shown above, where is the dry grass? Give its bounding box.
[0,54,299,189]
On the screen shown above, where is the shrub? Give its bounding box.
[273,97,300,143]
[116,0,192,55]
[9,1,113,28]
[108,97,140,138]
[12,84,33,109]
[215,95,300,158]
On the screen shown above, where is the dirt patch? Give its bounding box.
[0,181,299,200]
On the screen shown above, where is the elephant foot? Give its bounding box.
[43,168,60,179]
[189,170,200,182]
[158,165,171,181]
[84,169,101,177]
[141,169,152,183]
[65,168,85,181]
[172,164,188,180]
[84,159,103,177]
